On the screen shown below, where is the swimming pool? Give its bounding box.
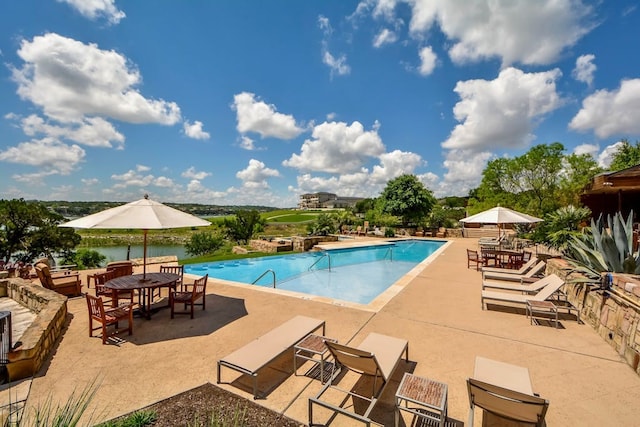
[185,239,446,305]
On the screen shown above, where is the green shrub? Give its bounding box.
[185,232,225,256]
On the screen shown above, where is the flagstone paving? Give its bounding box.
[13,237,640,425]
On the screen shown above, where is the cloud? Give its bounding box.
[439,149,493,196]
[408,0,595,66]
[318,15,351,77]
[442,67,563,151]
[572,54,596,86]
[154,176,176,188]
[323,51,351,77]
[597,141,625,168]
[57,0,125,25]
[181,167,211,180]
[418,46,437,76]
[283,120,385,173]
[370,150,424,184]
[373,28,398,48]
[0,138,85,175]
[573,143,599,157]
[16,114,125,149]
[111,168,154,188]
[183,120,210,140]
[11,33,181,125]
[232,92,304,139]
[238,136,256,150]
[569,79,640,138]
[236,159,280,189]
[81,178,99,186]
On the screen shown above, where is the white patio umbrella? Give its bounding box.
[59,195,210,278]
[460,206,542,237]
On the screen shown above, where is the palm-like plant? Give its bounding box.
[564,210,639,281]
[543,205,591,252]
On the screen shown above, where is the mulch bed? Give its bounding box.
[131,383,302,426]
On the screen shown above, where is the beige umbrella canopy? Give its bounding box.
[59,195,210,278]
[460,206,542,237]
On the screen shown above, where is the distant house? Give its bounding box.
[580,164,640,221]
[298,192,364,210]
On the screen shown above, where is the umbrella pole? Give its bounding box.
[143,229,148,279]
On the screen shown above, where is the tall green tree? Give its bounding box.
[558,153,602,206]
[608,139,640,171]
[0,199,81,262]
[223,209,265,244]
[379,174,436,226]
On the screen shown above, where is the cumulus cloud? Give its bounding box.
[283,121,385,173]
[111,168,154,188]
[236,159,280,189]
[16,114,125,149]
[418,46,437,76]
[319,15,351,77]
[181,167,211,180]
[442,67,563,152]
[239,136,256,150]
[373,28,398,48]
[154,176,176,188]
[573,143,599,157]
[81,178,99,186]
[370,150,424,183]
[353,0,595,67]
[58,0,125,25]
[11,33,181,125]
[572,54,596,86]
[569,79,640,138]
[439,149,493,196]
[183,120,210,140]
[597,141,625,169]
[0,138,85,175]
[409,0,595,66]
[232,92,303,139]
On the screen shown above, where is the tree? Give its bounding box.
[0,199,81,263]
[467,143,599,217]
[379,174,436,226]
[223,210,265,244]
[557,153,602,206]
[354,198,376,214]
[306,213,336,236]
[609,139,640,171]
[185,232,225,256]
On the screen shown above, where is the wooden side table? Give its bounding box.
[527,300,558,329]
[294,334,337,383]
[395,373,448,427]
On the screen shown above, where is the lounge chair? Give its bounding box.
[481,274,565,310]
[217,315,325,399]
[482,273,564,293]
[482,257,538,275]
[467,378,549,427]
[35,263,82,297]
[308,332,409,427]
[482,260,546,282]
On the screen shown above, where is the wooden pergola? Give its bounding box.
[580,165,640,221]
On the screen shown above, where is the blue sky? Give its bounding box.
[1,1,639,208]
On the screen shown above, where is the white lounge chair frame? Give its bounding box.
[309,332,409,427]
[482,260,546,282]
[217,315,325,399]
[482,273,564,293]
[481,274,565,310]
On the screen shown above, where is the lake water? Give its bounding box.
[81,245,188,263]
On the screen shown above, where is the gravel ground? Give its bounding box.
[132,383,302,426]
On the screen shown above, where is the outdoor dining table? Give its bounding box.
[104,272,179,319]
[481,249,524,269]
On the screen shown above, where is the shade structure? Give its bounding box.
[460,206,542,237]
[460,206,542,224]
[59,195,210,278]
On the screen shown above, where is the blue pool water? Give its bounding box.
[184,239,445,305]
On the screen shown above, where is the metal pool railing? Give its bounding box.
[252,269,276,288]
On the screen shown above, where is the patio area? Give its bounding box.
[15,237,640,425]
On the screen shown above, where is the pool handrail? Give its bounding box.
[308,253,331,272]
[252,269,276,288]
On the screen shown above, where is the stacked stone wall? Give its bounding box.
[547,259,640,375]
[291,236,338,252]
[0,278,67,381]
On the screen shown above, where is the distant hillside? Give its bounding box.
[37,200,282,218]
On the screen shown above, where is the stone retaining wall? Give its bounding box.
[547,259,640,375]
[0,278,67,381]
[291,235,338,252]
[249,239,293,253]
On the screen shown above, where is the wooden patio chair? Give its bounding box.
[159,264,184,295]
[93,270,135,305]
[467,249,484,270]
[35,263,82,297]
[169,274,208,319]
[86,294,134,344]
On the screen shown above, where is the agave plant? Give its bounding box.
[564,210,639,281]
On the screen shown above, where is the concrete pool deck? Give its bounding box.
[16,237,640,425]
